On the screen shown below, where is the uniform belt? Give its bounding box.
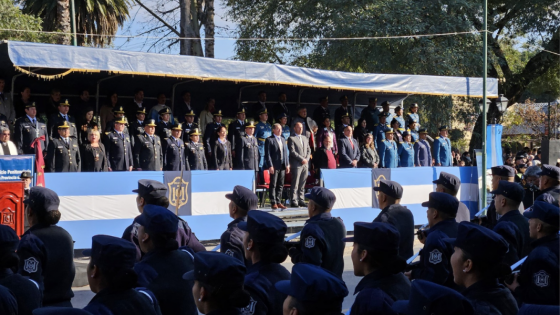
[257,138,265,141]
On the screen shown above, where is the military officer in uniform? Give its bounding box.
[14,102,49,156]
[407,118,419,142]
[235,121,259,172]
[203,110,224,157]
[380,101,394,123]
[162,124,186,171]
[129,107,146,137]
[255,109,272,170]
[407,103,420,131]
[334,95,351,133]
[378,127,398,168]
[480,165,517,229]
[181,110,198,142]
[393,106,406,130]
[47,99,78,139]
[104,105,128,133]
[414,128,432,166]
[278,112,291,140]
[397,130,415,168]
[336,112,352,140]
[133,119,163,171]
[392,280,474,315]
[312,96,331,127]
[103,117,134,172]
[185,129,208,170]
[156,107,173,140]
[47,121,81,172]
[434,125,452,166]
[536,164,560,206]
[228,107,246,160]
[374,112,389,150]
[360,97,380,131]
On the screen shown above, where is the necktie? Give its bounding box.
[350,138,354,150]
[65,138,69,145]
[32,119,36,126]
[298,135,303,147]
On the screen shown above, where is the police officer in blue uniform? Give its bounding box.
[0,224,41,315]
[129,107,146,137]
[344,222,411,315]
[182,110,198,142]
[255,109,272,170]
[378,127,398,168]
[374,112,389,149]
[407,118,419,142]
[103,117,134,171]
[360,97,380,131]
[185,129,208,170]
[0,285,17,315]
[48,99,78,139]
[535,164,560,206]
[134,119,163,171]
[393,106,406,130]
[434,125,452,166]
[104,105,129,134]
[14,102,49,155]
[17,187,75,307]
[133,205,197,315]
[450,222,518,315]
[221,185,258,263]
[397,130,414,168]
[414,128,432,166]
[278,113,291,140]
[228,108,246,159]
[238,210,291,315]
[392,280,474,315]
[203,110,225,157]
[47,120,81,172]
[508,201,559,306]
[156,108,173,140]
[235,122,259,171]
[162,124,186,171]
[406,103,420,131]
[83,235,162,315]
[407,192,459,289]
[184,252,252,315]
[288,187,346,277]
[480,165,517,229]
[275,263,349,315]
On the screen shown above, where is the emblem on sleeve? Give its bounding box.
[429,249,442,264]
[224,249,234,257]
[533,270,549,288]
[24,257,39,273]
[240,296,257,314]
[304,236,316,249]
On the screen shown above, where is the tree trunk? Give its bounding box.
[191,0,204,56]
[56,0,71,45]
[179,0,192,55]
[204,0,215,58]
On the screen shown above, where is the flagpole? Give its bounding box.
[481,0,488,208]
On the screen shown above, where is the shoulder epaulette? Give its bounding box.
[105,132,110,135]
[435,137,440,139]
[399,142,404,144]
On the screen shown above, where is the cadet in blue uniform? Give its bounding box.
[345,222,411,315]
[397,130,414,167]
[275,263,349,315]
[406,103,419,132]
[407,118,419,142]
[407,192,459,289]
[14,102,49,156]
[288,187,346,277]
[162,124,186,171]
[480,166,517,229]
[133,119,163,171]
[536,164,560,206]
[134,205,197,315]
[185,129,208,170]
[17,187,75,307]
[0,224,41,315]
[47,120,81,172]
[238,210,291,315]
[103,117,134,171]
[374,112,389,149]
[380,101,394,123]
[278,113,291,140]
[393,106,405,130]
[433,172,471,222]
[83,235,162,315]
[235,122,259,171]
[450,222,518,315]
[378,127,398,168]
[508,201,559,305]
[221,185,258,263]
[360,97,380,131]
[255,109,272,170]
[434,125,452,166]
[414,128,432,166]
[392,280,474,315]
[228,108,246,159]
[185,252,252,315]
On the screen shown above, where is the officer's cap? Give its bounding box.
[305,187,336,209]
[238,210,287,244]
[381,101,390,106]
[536,164,560,180]
[132,179,167,198]
[145,119,157,127]
[237,107,246,114]
[113,106,125,114]
[277,112,288,120]
[384,127,395,134]
[368,97,377,102]
[183,251,246,287]
[225,185,258,211]
[158,107,171,115]
[343,222,400,253]
[171,123,182,131]
[395,106,402,111]
[20,171,32,179]
[33,307,94,315]
[491,165,516,177]
[409,103,419,108]
[421,192,459,216]
[341,112,350,118]
[373,180,403,199]
[524,166,541,177]
[402,129,411,137]
[82,235,136,271]
[340,95,348,101]
[433,172,461,194]
[259,109,268,115]
[184,110,195,116]
[59,99,70,106]
[24,186,60,214]
[189,128,202,136]
[407,118,417,125]
[438,125,449,131]
[58,120,70,129]
[275,263,348,305]
[418,128,428,134]
[448,222,509,266]
[378,112,390,118]
[135,204,178,234]
[244,121,256,128]
[137,107,147,114]
[25,102,37,109]
[523,201,559,228]
[392,280,474,315]
[489,181,525,203]
[114,117,127,124]
[0,224,19,252]
[213,110,223,117]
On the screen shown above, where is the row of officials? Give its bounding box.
[0,164,558,315]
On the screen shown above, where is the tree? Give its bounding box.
[0,0,55,43]
[18,0,130,47]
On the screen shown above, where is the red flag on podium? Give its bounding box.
[30,136,46,187]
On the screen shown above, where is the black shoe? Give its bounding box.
[290,201,298,208]
[298,202,308,207]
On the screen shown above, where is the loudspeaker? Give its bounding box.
[541,138,560,165]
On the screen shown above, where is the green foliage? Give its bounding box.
[0,0,55,43]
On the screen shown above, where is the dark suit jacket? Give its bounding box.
[82,143,108,172]
[46,136,81,172]
[133,133,163,170]
[264,135,289,170]
[213,139,233,170]
[338,136,360,168]
[235,135,259,170]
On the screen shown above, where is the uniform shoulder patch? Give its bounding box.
[533,270,550,287]
[429,249,442,264]
[24,257,39,273]
[304,236,316,249]
[240,296,257,315]
[224,249,234,257]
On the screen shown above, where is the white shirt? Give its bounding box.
[274,135,283,159]
[26,115,37,125]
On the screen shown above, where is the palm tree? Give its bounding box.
[18,0,130,47]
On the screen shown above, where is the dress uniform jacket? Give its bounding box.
[228,120,245,153]
[203,122,224,154]
[135,249,197,315]
[407,113,420,131]
[537,185,560,206]
[235,135,259,170]
[373,124,386,149]
[378,139,398,168]
[338,136,360,168]
[462,279,518,315]
[220,217,248,264]
[242,262,291,315]
[255,121,272,169]
[84,287,162,315]
[129,120,145,136]
[434,136,452,166]
[414,139,432,166]
[104,119,131,134]
[410,130,419,143]
[373,204,415,260]
[162,137,186,171]
[394,115,405,129]
[0,269,42,315]
[312,106,330,127]
[493,221,522,266]
[181,123,198,142]
[514,234,559,305]
[483,199,499,229]
[14,116,49,155]
[290,213,346,278]
[185,141,208,170]
[134,133,163,171]
[46,136,81,172]
[17,223,75,307]
[334,106,351,131]
[397,142,414,167]
[82,144,109,172]
[272,102,291,124]
[497,210,531,256]
[350,270,411,315]
[360,107,380,131]
[103,131,134,171]
[213,139,233,170]
[156,121,172,140]
[281,125,290,141]
[48,113,78,138]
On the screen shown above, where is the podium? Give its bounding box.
[0,181,25,236]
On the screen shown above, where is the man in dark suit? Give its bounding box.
[133,119,163,171]
[251,91,268,121]
[338,125,360,168]
[162,124,186,171]
[46,121,81,172]
[47,99,78,139]
[265,123,290,210]
[312,96,330,126]
[103,117,134,171]
[228,107,246,161]
[185,128,207,170]
[235,122,259,171]
[271,92,291,124]
[288,122,311,207]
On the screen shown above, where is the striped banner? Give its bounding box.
[486,124,504,169]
